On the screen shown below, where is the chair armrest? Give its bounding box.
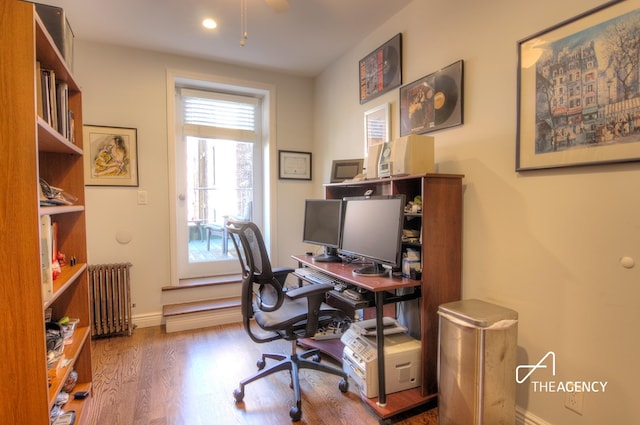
[285,282,333,300]
[286,282,336,338]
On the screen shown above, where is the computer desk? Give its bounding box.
[292,254,430,415]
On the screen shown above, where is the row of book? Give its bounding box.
[36,61,75,143]
[40,215,59,302]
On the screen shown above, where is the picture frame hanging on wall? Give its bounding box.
[516,0,640,171]
[364,102,390,158]
[83,125,139,186]
[359,33,402,104]
[278,150,312,180]
[399,60,463,136]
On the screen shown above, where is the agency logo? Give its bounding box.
[516,351,608,393]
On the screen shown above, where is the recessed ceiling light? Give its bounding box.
[202,18,217,29]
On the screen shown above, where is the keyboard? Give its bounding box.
[294,268,335,285]
[295,267,352,289]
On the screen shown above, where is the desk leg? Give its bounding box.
[375,291,387,407]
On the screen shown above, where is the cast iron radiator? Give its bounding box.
[88,263,134,337]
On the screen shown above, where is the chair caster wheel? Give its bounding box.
[312,353,321,363]
[338,379,349,393]
[289,405,302,421]
[233,388,244,403]
[257,358,266,370]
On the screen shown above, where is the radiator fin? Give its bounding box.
[88,263,134,337]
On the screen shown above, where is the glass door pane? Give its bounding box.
[177,136,253,279]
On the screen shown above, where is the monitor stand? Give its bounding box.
[312,247,341,263]
[352,262,388,277]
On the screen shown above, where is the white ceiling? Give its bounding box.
[36,0,412,77]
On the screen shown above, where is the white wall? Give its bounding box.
[74,41,317,320]
[314,0,640,423]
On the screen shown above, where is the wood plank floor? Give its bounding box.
[87,323,438,425]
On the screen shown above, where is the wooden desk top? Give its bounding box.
[292,254,420,293]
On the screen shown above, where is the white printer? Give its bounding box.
[341,318,421,398]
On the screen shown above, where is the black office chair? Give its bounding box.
[225,217,349,422]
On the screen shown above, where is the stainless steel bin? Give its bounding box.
[437,299,518,425]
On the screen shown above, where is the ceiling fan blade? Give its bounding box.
[265,0,290,13]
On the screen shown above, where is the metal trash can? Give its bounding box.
[437,299,518,425]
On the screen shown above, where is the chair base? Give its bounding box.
[233,340,349,422]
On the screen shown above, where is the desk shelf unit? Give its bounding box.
[324,173,463,417]
[0,2,92,423]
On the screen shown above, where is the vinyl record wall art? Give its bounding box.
[359,33,402,104]
[399,60,464,136]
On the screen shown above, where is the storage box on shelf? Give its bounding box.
[323,173,463,417]
[0,2,92,424]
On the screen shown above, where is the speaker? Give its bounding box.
[384,135,435,177]
[366,144,383,179]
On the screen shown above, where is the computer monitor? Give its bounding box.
[302,199,343,262]
[340,195,406,276]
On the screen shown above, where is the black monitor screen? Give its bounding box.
[302,199,343,262]
[340,195,405,276]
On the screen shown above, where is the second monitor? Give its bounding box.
[302,198,343,262]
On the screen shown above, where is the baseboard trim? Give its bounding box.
[164,307,242,333]
[132,312,163,329]
[516,406,552,425]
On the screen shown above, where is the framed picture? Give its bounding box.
[517,0,640,171]
[400,60,463,136]
[279,150,312,180]
[359,33,402,104]
[364,103,390,157]
[330,159,364,183]
[83,125,139,186]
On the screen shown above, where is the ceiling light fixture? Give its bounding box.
[202,18,217,29]
[240,0,248,46]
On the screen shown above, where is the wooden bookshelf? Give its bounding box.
[0,2,92,423]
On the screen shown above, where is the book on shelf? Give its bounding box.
[36,61,44,119]
[40,214,53,301]
[37,67,74,142]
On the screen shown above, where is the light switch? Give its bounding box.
[137,190,148,205]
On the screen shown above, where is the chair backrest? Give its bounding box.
[226,218,284,320]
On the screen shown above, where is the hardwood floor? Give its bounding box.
[87,324,438,424]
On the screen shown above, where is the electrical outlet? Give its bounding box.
[565,390,584,415]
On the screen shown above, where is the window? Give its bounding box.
[173,83,264,279]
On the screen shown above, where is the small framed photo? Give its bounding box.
[331,159,364,183]
[279,150,312,180]
[364,103,390,158]
[84,125,139,186]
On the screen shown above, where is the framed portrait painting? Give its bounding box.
[84,125,139,186]
[517,0,640,170]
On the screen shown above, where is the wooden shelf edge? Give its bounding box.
[38,118,82,154]
[58,382,92,424]
[40,204,85,216]
[361,388,437,419]
[45,263,87,309]
[48,326,91,407]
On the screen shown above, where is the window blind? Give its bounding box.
[179,88,259,142]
